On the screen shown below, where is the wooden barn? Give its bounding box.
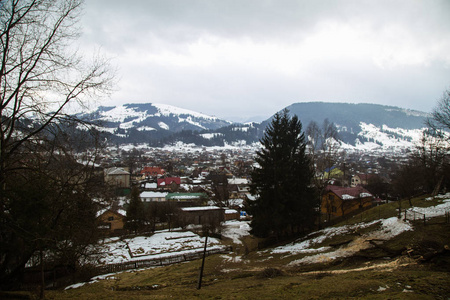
[321,185,373,218]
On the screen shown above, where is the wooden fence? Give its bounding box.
[95,246,232,275]
[402,208,450,225]
[402,209,426,225]
[22,246,232,289]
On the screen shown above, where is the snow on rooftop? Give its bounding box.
[96,208,107,218]
[140,191,167,198]
[145,183,157,189]
[181,206,221,211]
[170,194,203,199]
[360,193,373,198]
[228,178,249,185]
[117,209,127,217]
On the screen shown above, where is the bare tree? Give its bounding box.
[306,119,340,182]
[392,130,448,206]
[306,120,321,161]
[320,119,340,179]
[0,0,113,292]
[0,0,113,188]
[306,119,340,228]
[427,89,450,138]
[1,122,106,292]
[210,173,230,207]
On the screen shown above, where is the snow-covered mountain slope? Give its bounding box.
[277,102,434,151]
[73,101,439,152]
[78,103,232,136]
[339,122,427,152]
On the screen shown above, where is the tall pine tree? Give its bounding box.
[125,186,145,234]
[248,109,316,238]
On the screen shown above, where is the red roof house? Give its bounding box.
[141,167,165,177]
[157,177,181,190]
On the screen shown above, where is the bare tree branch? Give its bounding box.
[0,0,113,187]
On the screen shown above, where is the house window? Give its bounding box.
[108,216,114,221]
[328,194,334,201]
[332,206,337,213]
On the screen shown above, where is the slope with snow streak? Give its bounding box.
[152,103,219,121]
[284,217,412,265]
[270,196,450,266]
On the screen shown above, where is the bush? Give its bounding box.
[259,267,284,278]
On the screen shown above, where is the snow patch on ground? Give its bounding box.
[94,231,223,265]
[221,220,251,245]
[276,195,450,266]
[220,254,246,263]
[406,199,450,219]
[200,133,224,140]
[377,285,389,292]
[284,217,412,266]
[271,219,380,255]
[152,103,218,121]
[158,122,169,130]
[340,122,427,152]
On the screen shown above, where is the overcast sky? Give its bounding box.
[79,0,450,122]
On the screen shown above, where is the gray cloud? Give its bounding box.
[79,0,450,121]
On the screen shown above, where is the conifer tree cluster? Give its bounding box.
[248,110,316,238]
[125,186,146,233]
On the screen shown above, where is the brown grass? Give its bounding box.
[17,195,450,299]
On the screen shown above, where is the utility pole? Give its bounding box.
[197,231,208,289]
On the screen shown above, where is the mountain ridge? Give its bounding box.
[77,101,431,150]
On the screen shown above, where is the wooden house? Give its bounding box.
[104,167,130,188]
[179,206,224,227]
[166,192,208,206]
[140,166,165,178]
[323,166,344,180]
[351,173,378,187]
[224,209,240,221]
[140,191,168,202]
[157,177,181,191]
[321,185,373,218]
[97,209,126,233]
[227,177,250,199]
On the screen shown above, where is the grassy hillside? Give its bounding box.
[7,195,450,299]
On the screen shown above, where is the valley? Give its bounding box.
[42,194,450,299]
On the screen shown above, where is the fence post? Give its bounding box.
[423,214,426,226]
[197,233,208,290]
